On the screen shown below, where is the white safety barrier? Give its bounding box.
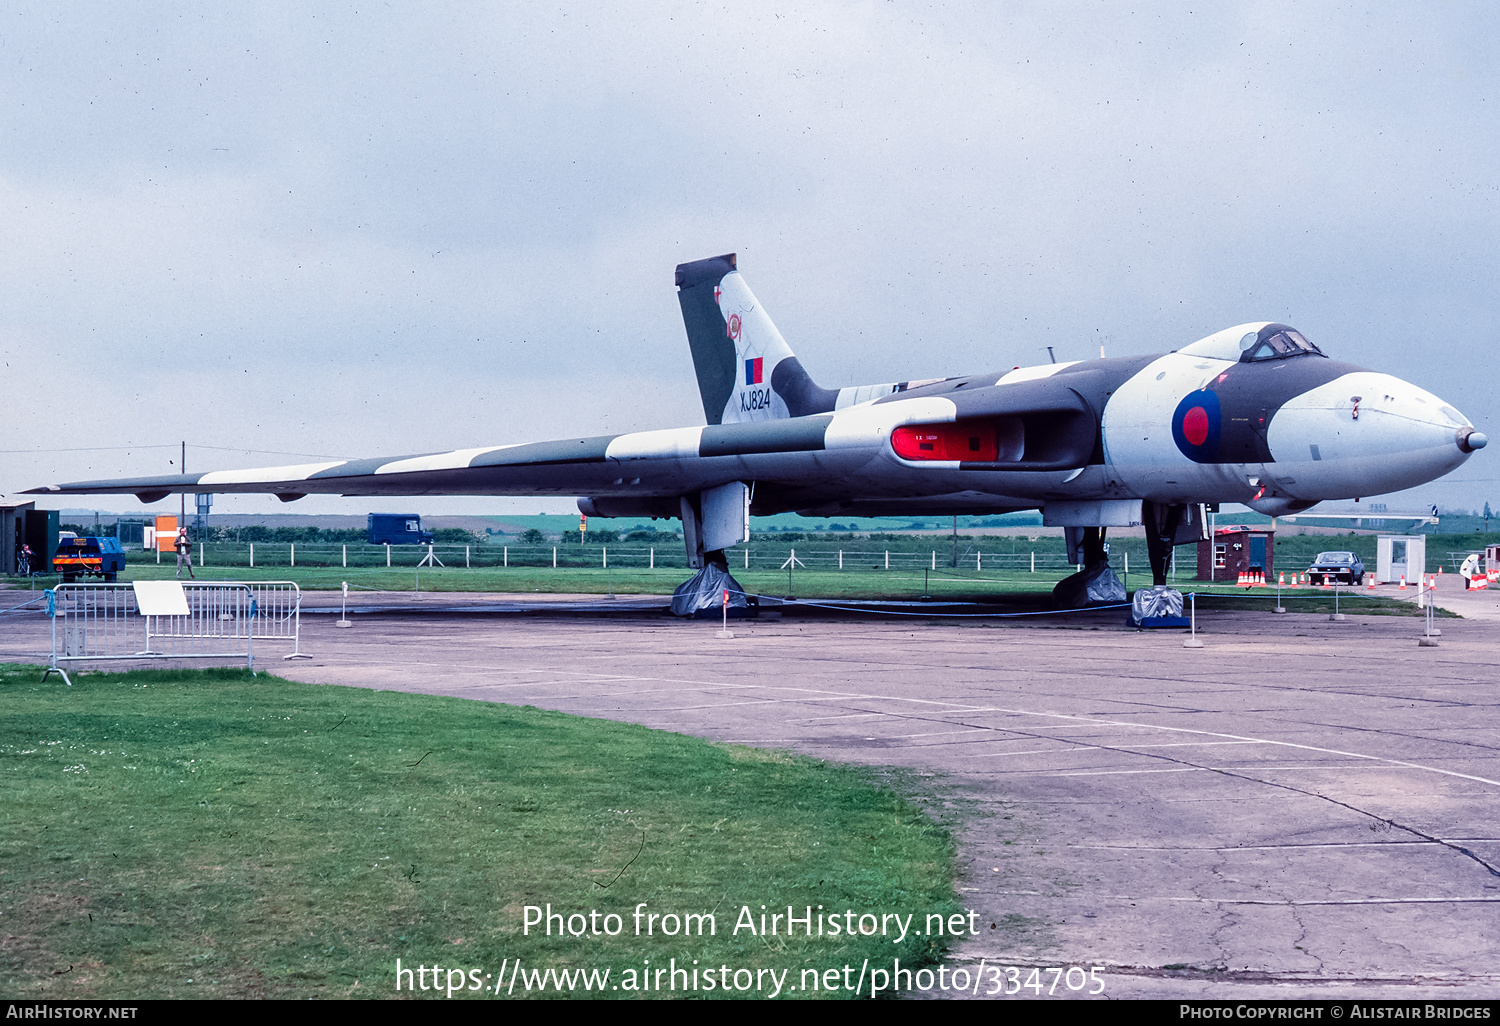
[43,580,310,685]
[247,581,311,659]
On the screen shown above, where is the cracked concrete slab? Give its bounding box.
[3,597,1496,999]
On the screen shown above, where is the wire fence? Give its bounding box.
[118,542,1100,573]
[29,537,1474,581]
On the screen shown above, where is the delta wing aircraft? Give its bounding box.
[28,253,1487,586]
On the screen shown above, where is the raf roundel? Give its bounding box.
[1171,389,1222,463]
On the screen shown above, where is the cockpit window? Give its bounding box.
[1239,324,1324,363]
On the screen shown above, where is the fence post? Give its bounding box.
[250,543,254,568]
[291,543,295,568]
[200,545,204,568]
[1031,551,1035,573]
[839,550,843,570]
[342,544,347,568]
[466,545,470,569]
[386,544,391,567]
[504,546,508,568]
[157,546,161,564]
[650,547,654,569]
[931,551,935,570]
[553,547,557,568]
[885,550,889,570]
[602,546,607,569]
[977,551,982,571]
[744,547,749,569]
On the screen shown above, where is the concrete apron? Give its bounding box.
[2,602,1496,998]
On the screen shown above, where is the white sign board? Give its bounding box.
[132,580,190,616]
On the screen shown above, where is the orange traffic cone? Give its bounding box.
[1237,571,1247,586]
[1399,574,1407,590]
[1278,572,1286,587]
[1367,574,1375,589]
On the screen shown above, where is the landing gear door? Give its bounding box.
[1170,503,1210,546]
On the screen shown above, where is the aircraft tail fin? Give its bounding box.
[675,253,837,425]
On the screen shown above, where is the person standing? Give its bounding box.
[175,527,196,579]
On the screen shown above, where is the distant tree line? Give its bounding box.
[61,523,117,538]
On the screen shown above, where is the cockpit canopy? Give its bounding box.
[1177,321,1328,363]
[1238,323,1324,363]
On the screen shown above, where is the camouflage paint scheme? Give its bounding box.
[27,254,1486,562]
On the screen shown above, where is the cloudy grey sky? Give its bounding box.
[2,2,1496,517]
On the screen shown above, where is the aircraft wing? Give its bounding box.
[24,424,809,504]
[22,393,1083,520]
[24,414,919,513]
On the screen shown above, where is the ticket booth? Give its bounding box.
[1196,525,1275,582]
[1376,535,1426,584]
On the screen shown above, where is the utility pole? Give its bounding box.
[180,441,187,540]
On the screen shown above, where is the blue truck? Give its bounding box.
[367,514,433,546]
[53,535,127,581]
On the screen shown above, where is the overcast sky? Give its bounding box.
[3,2,1496,517]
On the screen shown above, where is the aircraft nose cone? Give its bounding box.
[1461,429,1488,452]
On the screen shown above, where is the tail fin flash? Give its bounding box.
[675,253,836,425]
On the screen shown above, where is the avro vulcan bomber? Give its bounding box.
[28,254,1486,587]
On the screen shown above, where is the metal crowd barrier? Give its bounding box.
[43,581,309,685]
[247,581,310,659]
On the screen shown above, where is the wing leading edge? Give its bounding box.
[24,417,843,505]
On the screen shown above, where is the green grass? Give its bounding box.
[2,563,1438,617]
[1,562,1438,616]
[0,666,960,999]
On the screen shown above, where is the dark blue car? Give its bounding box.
[1307,550,1365,586]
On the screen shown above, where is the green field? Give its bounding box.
[30,528,1499,583]
[0,666,962,999]
[1,560,1435,617]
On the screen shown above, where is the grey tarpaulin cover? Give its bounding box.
[1130,585,1185,625]
[1052,564,1127,608]
[670,563,749,617]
